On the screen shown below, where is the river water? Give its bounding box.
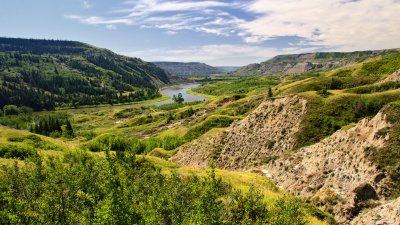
[150,83,207,106]
[58,83,207,113]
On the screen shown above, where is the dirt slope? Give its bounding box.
[260,110,392,222]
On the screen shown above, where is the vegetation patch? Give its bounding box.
[0,143,37,160]
[0,152,310,224]
[295,93,400,148]
[194,77,278,96]
[183,115,237,142]
[346,81,400,94]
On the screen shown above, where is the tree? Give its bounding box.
[172,93,184,104]
[3,105,19,115]
[268,88,273,98]
[63,120,75,138]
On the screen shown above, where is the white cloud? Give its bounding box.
[165,30,178,35]
[65,15,133,25]
[240,0,400,51]
[67,0,244,36]
[120,0,235,17]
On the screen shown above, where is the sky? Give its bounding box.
[1,0,400,66]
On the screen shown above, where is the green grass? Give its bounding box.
[187,88,217,100]
[194,77,279,96]
[295,90,400,149]
[183,115,238,142]
[56,95,170,111]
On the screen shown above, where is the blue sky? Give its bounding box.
[1,0,399,66]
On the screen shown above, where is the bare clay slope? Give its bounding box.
[171,95,399,223]
[170,95,307,169]
[217,95,307,169]
[351,197,400,225]
[261,110,392,222]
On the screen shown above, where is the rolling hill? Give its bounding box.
[0,37,171,110]
[233,49,400,76]
[152,61,222,76]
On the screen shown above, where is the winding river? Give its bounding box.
[59,83,207,113]
[150,83,207,106]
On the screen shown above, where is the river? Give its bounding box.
[150,83,207,106]
[57,83,207,113]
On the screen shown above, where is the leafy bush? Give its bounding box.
[184,116,236,142]
[85,134,135,152]
[0,144,37,159]
[78,130,97,141]
[7,135,63,151]
[0,152,308,224]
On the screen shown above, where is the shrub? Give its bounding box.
[184,116,236,142]
[3,105,19,116]
[0,144,37,159]
[0,153,308,224]
[85,134,135,152]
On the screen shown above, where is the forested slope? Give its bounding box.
[0,37,171,110]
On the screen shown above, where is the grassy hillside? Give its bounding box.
[234,49,400,76]
[0,37,171,110]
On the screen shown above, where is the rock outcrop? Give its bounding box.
[170,129,226,168]
[351,197,400,225]
[171,95,308,170]
[217,95,307,169]
[171,95,396,223]
[260,111,392,222]
[379,69,400,83]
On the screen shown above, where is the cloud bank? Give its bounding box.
[66,0,400,65]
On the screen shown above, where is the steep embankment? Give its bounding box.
[171,94,400,223]
[217,95,307,169]
[171,95,307,169]
[261,110,391,222]
[234,49,400,76]
[351,197,400,225]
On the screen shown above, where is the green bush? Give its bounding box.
[0,152,308,224]
[184,116,236,142]
[78,130,97,141]
[0,144,37,159]
[7,135,63,151]
[85,134,135,152]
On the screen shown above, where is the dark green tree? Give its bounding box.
[268,88,273,98]
[64,120,74,138]
[173,93,184,104]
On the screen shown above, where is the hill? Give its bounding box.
[233,49,400,76]
[152,61,221,76]
[0,37,171,110]
[173,52,400,223]
[215,66,240,72]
